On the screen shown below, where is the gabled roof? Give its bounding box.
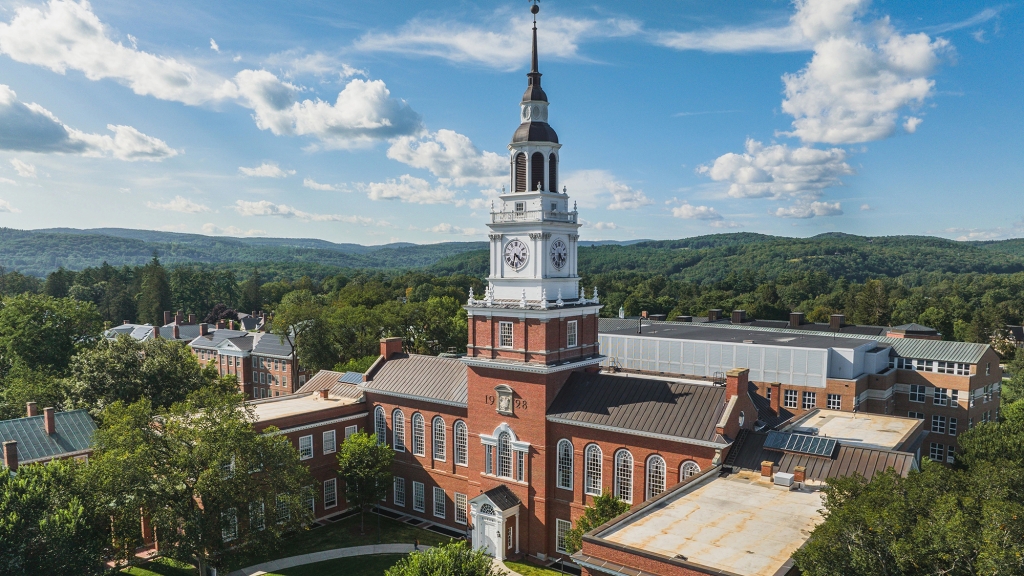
[889,323,938,333]
[481,485,521,511]
[364,354,468,406]
[295,370,365,400]
[189,329,249,349]
[547,372,728,446]
[251,332,294,357]
[0,410,97,464]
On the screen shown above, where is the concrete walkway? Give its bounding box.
[227,544,524,576]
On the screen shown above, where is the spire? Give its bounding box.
[531,7,540,75]
[523,2,547,103]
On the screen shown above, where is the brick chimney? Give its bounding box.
[760,461,773,478]
[708,309,722,321]
[318,389,329,399]
[830,314,845,331]
[380,337,404,360]
[217,320,226,329]
[2,441,17,472]
[229,320,235,330]
[152,325,160,339]
[43,407,55,435]
[789,312,804,328]
[731,310,747,324]
[793,466,806,483]
[187,313,196,324]
[164,311,172,325]
[199,323,209,336]
[172,325,180,340]
[26,402,38,417]
[175,311,184,325]
[123,319,130,325]
[725,368,749,400]
[770,383,781,413]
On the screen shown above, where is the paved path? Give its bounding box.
[227,544,524,576]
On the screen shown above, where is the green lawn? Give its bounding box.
[505,559,572,576]
[122,557,197,576]
[265,554,406,576]
[223,511,451,570]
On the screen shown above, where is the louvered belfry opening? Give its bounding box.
[548,153,558,193]
[531,152,545,191]
[514,153,527,192]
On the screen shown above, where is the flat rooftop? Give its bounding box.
[601,321,877,351]
[783,409,922,451]
[249,392,359,422]
[599,471,822,576]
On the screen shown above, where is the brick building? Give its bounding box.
[1,403,97,473]
[190,328,309,399]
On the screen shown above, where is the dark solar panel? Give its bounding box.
[764,430,837,457]
[338,371,364,384]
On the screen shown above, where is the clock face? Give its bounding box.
[550,239,568,270]
[504,239,529,270]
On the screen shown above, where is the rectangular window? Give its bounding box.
[802,391,816,410]
[949,418,958,435]
[455,493,468,525]
[946,447,955,464]
[784,389,798,409]
[765,387,771,402]
[909,411,925,419]
[909,384,926,403]
[485,445,493,475]
[931,415,946,434]
[323,430,336,454]
[394,477,405,507]
[957,363,970,376]
[298,435,313,460]
[324,478,338,509]
[515,201,525,213]
[345,425,358,440]
[222,509,238,542]
[516,450,525,482]
[933,388,948,406]
[276,495,290,523]
[304,489,315,514]
[252,356,257,368]
[413,482,425,512]
[555,519,571,554]
[499,321,514,349]
[249,501,265,532]
[950,389,959,405]
[567,320,578,348]
[433,487,446,518]
[508,526,513,550]
[827,394,841,410]
[929,442,944,462]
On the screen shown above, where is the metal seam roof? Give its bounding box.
[0,410,97,462]
[364,354,469,405]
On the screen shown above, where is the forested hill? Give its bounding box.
[0,228,486,276]
[431,232,1024,284]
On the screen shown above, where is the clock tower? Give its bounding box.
[463,3,603,561]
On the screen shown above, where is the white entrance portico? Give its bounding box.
[469,485,522,561]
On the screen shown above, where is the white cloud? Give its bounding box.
[564,170,652,211]
[209,38,219,52]
[0,199,20,212]
[360,174,457,204]
[233,199,389,226]
[593,221,618,230]
[238,162,295,178]
[655,22,809,53]
[698,139,853,200]
[303,178,341,191]
[10,158,35,177]
[427,222,480,236]
[0,84,177,160]
[146,195,210,213]
[341,64,368,79]
[774,201,843,218]
[356,11,640,70]
[860,203,873,211]
[458,188,502,210]
[924,7,1003,34]
[202,223,266,236]
[709,220,742,229]
[386,130,504,187]
[672,202,723,220]
[0,177,15,185]
[903,116,923,133]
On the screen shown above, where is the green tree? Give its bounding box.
[337,431,393,534]
[239,268,263,314]
[90,384,316,572]
[43,267,76,298]
[0,293,102,373]
[0,458,107,576]
[385,540,506,576]
[0,361,69,419]
[563,492,630,554]
[136,255,171,325]
[273,290,334,370]
[1003,348,1024,405]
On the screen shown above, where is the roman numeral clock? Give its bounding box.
[504,239,529,270]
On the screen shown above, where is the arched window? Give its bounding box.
[585,444,603,496]
[530,152,545,191]
[614,449,633,504]
[680,461,701,480]
[432,416,446,461]
[646,455,666,500]
[514,153,527,192]
[548,153,558,193]
[480,503,495,515]
[556,439,574,490]
[412,413,425,456]
[497,432,513,478]
[374,406,386,446]
[392,409,405,452]
[454,421,468,466]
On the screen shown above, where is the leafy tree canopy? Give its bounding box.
[563,492,630,554]
[385,540,506,576]
[0,293,102,373]
[337,431,394,534]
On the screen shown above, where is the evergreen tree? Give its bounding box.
[239,268,263,314]
[136,254,171,325]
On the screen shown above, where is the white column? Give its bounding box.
[515,512,520,554]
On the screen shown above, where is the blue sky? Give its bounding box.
[0,0,1020,244]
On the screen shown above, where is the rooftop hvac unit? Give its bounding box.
[774,472,794,487]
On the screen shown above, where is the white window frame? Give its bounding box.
[394,477,406,507]
[323,430,336,455]
[221,509,238,542]
[516,450,525,482]
[498,432,513,479]
[680,460,701,480]
[412,413,425,456]
[455,492,468,524]
[454,420,468,466]
[249,501,265,532]
[933,388,949,407]
[508,526,513,550]
[802,391,816,410]
[433,486,446,518]
[909,411,925,419]
[298,435,313,460]
[344,425,358,440]
[827,394,841,410]
[374,406,387,445]
[485,444,494,475]
[556,439,574,491]
[931,415,946,434]
[566,320,578,348]
[276,495,290,523]
[929,442,944,462]
[909,384,926,403]
[645,455,666,501]
[949,417,958,436]
[323,478,338,509]
[413,481,425,512]
[555,519,572,554]
[784,389,798,409]
[432,416,447,461]
[614,449,633,504]
[392,409,406,452]
[585,444,603,496]
[499,321,514,349]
